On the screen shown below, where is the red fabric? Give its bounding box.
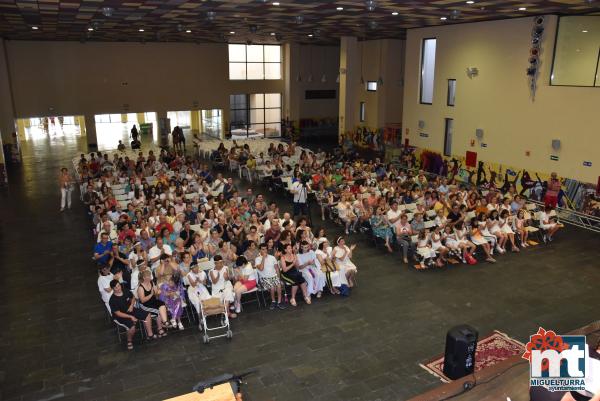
[544,194,558,208]
[465,151,477,168]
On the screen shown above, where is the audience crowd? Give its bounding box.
[78,139,561,349]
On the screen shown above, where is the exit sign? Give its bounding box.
[419,132,429,138]
[550,155,559,161]
[583,161,592,167]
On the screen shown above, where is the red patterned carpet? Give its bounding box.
[420,330,525,383]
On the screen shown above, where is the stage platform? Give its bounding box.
[409,321,600,401]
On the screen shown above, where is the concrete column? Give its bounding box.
[0,39,16,145]
[338,37,359,140]
[190,110,200,134]
[284,42,301,127]
[156,109,169,147]
[84,114,98,151]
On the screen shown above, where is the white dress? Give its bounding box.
[333,245,357,273]
[417,237,436,259]
[209,267,234,303]
[315,248,347,287]
[500,217,514,234]
[431,233,444,251]
[444,232,459,249]
[186,270,211,314]
[296,251,326,295]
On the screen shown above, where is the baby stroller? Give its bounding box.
[199,297,232,344]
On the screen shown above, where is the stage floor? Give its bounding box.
[2,134,600,401]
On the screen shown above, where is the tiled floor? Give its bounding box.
[1,134,599,401]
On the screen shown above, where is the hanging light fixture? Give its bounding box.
[365,0,377,12]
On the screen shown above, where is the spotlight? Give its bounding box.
[337,7,344,11]
[206,11,216,21]
[88,27,94,31]
[466,0,474,3]
[102,7,114,17]
[139,28,145,32]
[392,12,399,15]
[186,29,192,33]
[270,32,276,36]
[365,0,377,11]
[32,26,39,30]
[273,2,280,5]
[440,17,447,20]
[518,7,527,11]
[295,15,304,24]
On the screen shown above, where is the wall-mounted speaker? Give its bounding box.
[418,120,425,129]
[475,128,484,139]
[552,139,561,150]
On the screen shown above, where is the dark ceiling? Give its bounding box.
[1,0,599,44]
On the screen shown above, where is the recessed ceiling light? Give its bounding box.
[518,7,527,11]
[466,0,474,3]
[32,26,39,30]
[88,27,94,31]
[270,32,276,36]
[138,28,145,32]
[392,11,399,15]
[186,29,191,33]
[308,33,313,37]
[336,7,344,11]
[230,31,235,34]
[272,1,280,5]
[582,30,588,33]
[440,17,447,20]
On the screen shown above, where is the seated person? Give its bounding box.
[136,270,169,334]
[209,255,236,318]
[158,275,186,331]
[255,243,285,310]
[109,280,154,350]
[186,261,211,315]
[232,256,258,315]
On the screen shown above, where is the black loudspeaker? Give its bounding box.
[442,325,479,380]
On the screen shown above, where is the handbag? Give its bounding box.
[464,251,477,265]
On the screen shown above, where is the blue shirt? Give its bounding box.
[94,241,113,264]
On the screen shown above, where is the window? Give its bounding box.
[366,81,378,92]
[359,102,366,122]
[447,79,456,106]
[420,38,437,104]
[230,93,282,137]
[202,109,222,138]
[228,44,281,80]
[444,118,453,157]
[551,16,600,86]
[144,112,157,123]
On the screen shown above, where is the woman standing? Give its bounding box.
[279,243,310,306]
[59,167,73,211]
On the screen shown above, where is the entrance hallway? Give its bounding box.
[1,138,600,401]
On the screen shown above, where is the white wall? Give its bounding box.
[402,15,600,183]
